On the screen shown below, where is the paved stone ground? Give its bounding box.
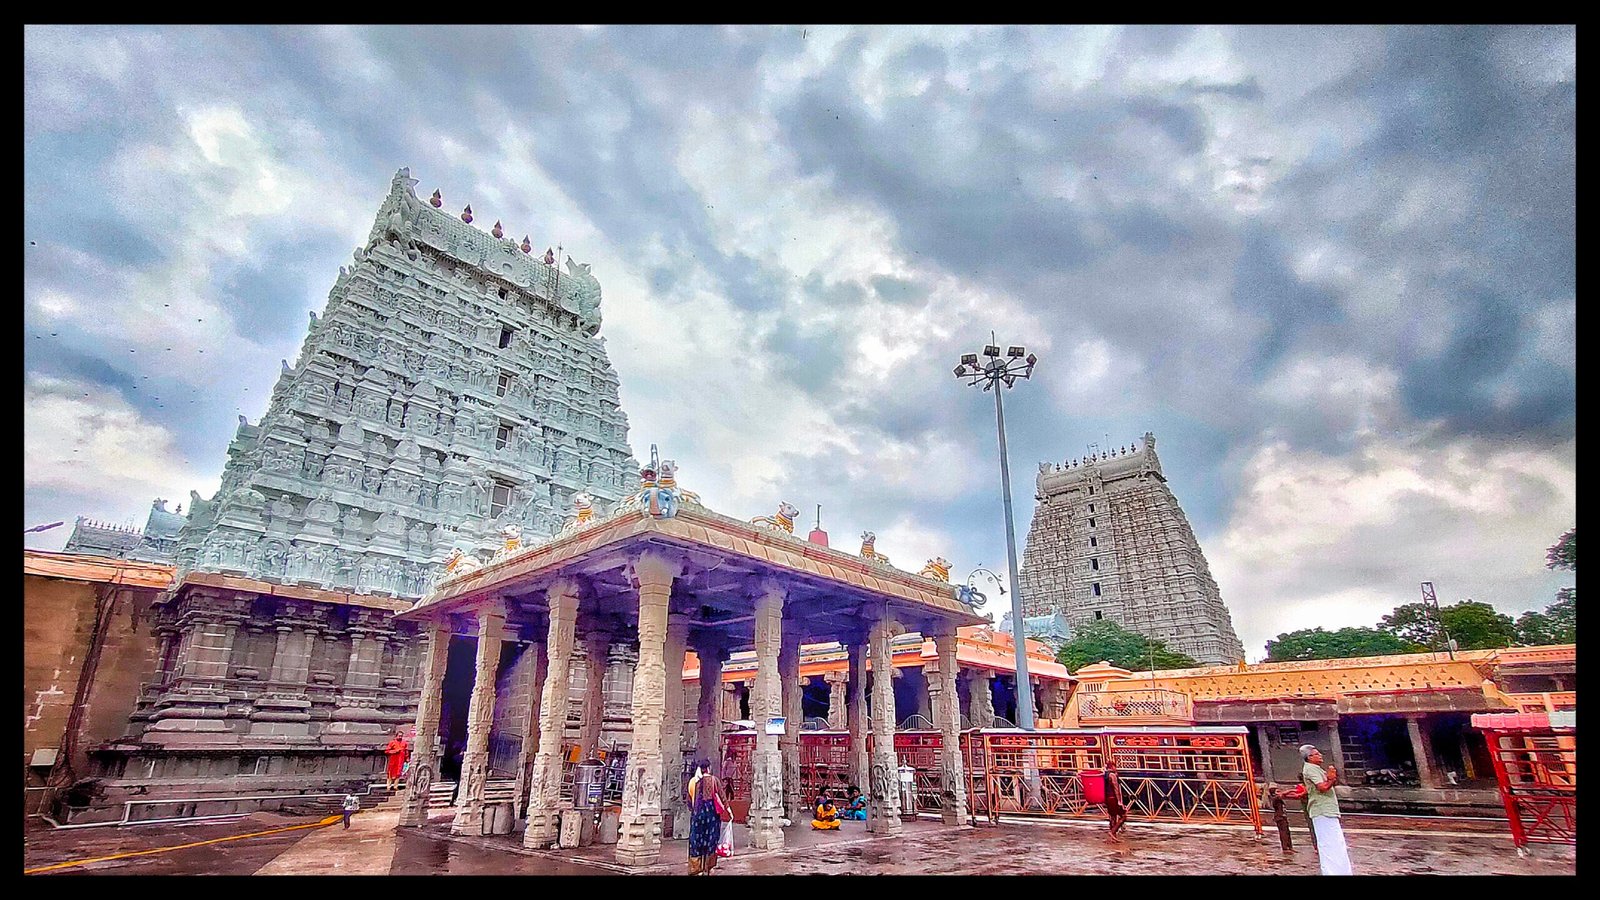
[26,810,1577,876]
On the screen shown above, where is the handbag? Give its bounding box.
[712,782,732,823]
[716,820,734,858]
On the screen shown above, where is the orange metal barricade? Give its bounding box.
[725,726,1261,834]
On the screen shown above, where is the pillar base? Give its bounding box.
[613,846,661,868]
[524,813,561,849]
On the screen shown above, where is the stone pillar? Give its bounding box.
[1406,715,1440,788]
[931,629,968,825]
[513,637,548,819]
[695,641,728,768]
[662,613,691,840]
[824,670,848,731]
[1327,718,1348,774]
[268,624,315,685]
[779,625,804,821]
[578,630,612,757]
[1254,725,1277,783]
[968,669,996,729]
[452,601,506,836]
[401,620,451,827]
[345,628,383,690]
[616,552,680,867]
[525,578,580,849]
[920,663,939,723]
[1457,731,1478,781]
[847,642,869,794]
[186,616,240,680]
[748,580,786,850]
[720,681,741,724]
[867,611,903,835]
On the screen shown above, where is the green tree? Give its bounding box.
[1379,599,1517,651]
[1516,589,1576,645]
[1520,526,1577,646]
[1056,619,1199,673]
[1264,626,1419,662]
[1546,527,1576,571]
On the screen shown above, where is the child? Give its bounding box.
[341,790,361,829]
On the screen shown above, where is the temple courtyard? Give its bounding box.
[25,800,1575,876]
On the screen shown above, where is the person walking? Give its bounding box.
[1103,762,1127,843]
[687,758,730,875]
[341,790,361,830]
[1300,744,1353,875]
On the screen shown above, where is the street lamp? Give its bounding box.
[956,336,1038,729]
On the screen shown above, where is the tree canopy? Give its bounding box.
[1546,527,1576,571]
[1378,599,1518,651]
[1056,619,1199,673]
[1264,626,1419,662]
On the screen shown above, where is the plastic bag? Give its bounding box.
[716,821,734,858]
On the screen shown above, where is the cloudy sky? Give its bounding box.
[24,25,1575,659]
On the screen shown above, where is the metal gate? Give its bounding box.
[1473,711,1576,850]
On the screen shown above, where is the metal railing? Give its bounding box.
[1077,688,1194,723]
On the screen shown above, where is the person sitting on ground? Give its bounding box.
[812,791,841,830]
[841,785,867,820]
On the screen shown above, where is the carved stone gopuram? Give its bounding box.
[1020,432,1244,665]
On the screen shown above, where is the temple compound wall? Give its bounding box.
[65,169,642,821]
[1019,433,1244,665]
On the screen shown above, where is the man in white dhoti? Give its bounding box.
[1300,743,1353,875]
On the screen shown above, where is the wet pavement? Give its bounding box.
[25,810,1577,876]
[24,813,316,876]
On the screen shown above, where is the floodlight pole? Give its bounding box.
[992,372,1036,730]
[955,338,1038,730]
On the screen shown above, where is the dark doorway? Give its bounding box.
[992,675,1018,725]
[801,678,831,722]
[438,635,478,786]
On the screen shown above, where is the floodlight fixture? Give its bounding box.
[1007,346,1025,358]
[984,345,1001,358]
[961,353,979,367]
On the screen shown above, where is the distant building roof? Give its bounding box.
[999,611,1074,645]
[24,549,176,590]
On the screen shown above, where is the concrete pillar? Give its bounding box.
[452,602,506,836]
[825,670,848,730]
[525,578,580,849]
[695,641,728,769]
[1254,725,1277,783]
[968,669,996,729]
[662,613,691,840]
[779,624,804,821]
[847,642,869,794]
[748,580,786,850]
[512,637,548,819]
[867,611,903,835]
[579,630,612,758]
[1406,715,1440,788]
[932,628,968,825]
[615,552,680,867]
[401,620,451,827]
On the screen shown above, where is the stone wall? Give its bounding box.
[23,575,161,814]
